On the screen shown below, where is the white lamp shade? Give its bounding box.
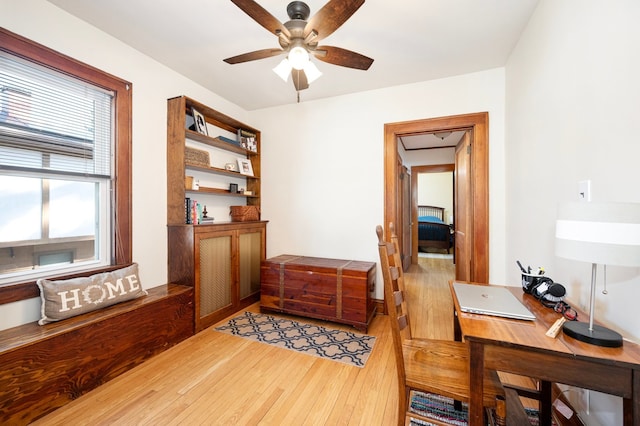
[303,61,322,83]
[272,59,292,82]
[555,202,640,267]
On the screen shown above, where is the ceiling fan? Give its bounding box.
[224,0,374,92]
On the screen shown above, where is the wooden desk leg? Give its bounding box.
[453,310,462,342]
[624,369,639,426]
[452,311,463,412]
[539,380,552,426]
[468,340,485,426]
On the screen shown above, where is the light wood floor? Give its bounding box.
[32,256,467,426]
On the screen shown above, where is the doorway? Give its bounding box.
[383,112,489,283]
[411,164,455,263]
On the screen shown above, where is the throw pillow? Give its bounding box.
[37,263,147,325]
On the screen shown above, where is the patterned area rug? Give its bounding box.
[409,391,550,426]
[214,311,375,368]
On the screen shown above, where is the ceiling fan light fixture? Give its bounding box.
[288,45,309,70]
[273,58,292,82]
[228,0,373,94]
[303,60,322,83]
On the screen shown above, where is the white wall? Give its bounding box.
[250,70,507,300]
[0,0,249,329]
[417,173,454,224]
[506,1,640,424]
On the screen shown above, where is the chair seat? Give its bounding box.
[403,339,504,409]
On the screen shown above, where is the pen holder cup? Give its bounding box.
[521,273,544,294]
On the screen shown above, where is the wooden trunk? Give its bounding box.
[260,255,376,332]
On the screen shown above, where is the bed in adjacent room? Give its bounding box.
[417,205,453,253]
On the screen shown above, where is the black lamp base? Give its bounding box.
[563,321,623,348]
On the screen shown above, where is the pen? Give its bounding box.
[516,260,527,273]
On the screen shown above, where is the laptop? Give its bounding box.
[453,282,536,321]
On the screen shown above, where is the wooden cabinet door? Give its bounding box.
[238,226,265,301]
[195,229,235,331]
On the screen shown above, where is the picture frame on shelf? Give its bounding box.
[237,158,254,176]
[237,128,257,152]
[192,107,208,136]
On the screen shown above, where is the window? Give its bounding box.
[0,28,132,304]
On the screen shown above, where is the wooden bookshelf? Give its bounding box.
[166,96,265,331]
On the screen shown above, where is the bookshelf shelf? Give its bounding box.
[185,163,260,180]
[186,187,259,197]
[185,130,257,156]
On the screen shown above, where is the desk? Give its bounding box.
[450,281,640,426]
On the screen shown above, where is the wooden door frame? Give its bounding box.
[384,112,489,283]
[410,164,455,263]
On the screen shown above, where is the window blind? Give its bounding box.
[0,51,113,178]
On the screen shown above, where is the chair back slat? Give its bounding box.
[390,266,400,281]
[397,314,408,330]
[393,289,404,307]
[387,241,396,255]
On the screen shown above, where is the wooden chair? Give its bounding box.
[377,223,511,426]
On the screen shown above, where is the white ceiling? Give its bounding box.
[400,130,465,151]
[47,0,539,112]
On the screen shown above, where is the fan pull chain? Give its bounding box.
[297,90,300,103]
[602,265,608,294]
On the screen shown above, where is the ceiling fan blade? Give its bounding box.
[304,0,365,41]
[313,45,373,70]
[231,0,291,38]
[224,48,284,64]
[292,69,309,91]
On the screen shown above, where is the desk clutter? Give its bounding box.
[516,260,579,322]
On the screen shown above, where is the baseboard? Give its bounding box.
[373,298,385,315]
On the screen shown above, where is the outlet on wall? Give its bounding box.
[578,180,591,201]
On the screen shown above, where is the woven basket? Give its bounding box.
[230,205,260,222]
[184,147,210,167]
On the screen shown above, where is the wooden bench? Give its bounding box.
[0,283,194,425]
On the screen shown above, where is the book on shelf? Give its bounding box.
[216,135,241,147]
[196,202,202,224]
[185,197,191,224]
[186,114,195,131]
[185,198,214,224]
[237,128,257,152]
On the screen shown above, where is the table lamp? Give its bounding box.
[555,202,640,347]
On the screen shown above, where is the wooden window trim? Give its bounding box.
[0,28,132,305]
